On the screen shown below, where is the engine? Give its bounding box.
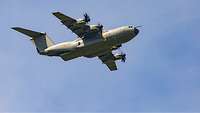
[112,45,122,50]
[76,13,103,35]
[114,53,126,62]
[76,13,91,25]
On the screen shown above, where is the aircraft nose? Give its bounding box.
[134,28,139,35]
[128,26,139,36]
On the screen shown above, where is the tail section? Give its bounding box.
[12,27,55,55]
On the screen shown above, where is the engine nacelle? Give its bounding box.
[76,19,87,25]
[112,45,122,50]
[76,13,91,25]
[114,53,126,62]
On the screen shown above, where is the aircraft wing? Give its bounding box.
[98,52,117,71]
[52,12,90,37]
[59,52,80,61]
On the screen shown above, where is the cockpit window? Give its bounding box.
[128,26,133,28]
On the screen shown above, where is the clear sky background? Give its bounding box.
[0,0,200,112]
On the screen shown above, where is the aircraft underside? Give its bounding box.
[12,11,139,71]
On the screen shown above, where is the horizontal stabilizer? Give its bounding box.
[12,27,45,38]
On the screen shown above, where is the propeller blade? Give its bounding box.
[121,53,126,63]
[83,13,90,23]
[97,23,103,32]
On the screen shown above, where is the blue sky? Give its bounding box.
[0,0,200,112]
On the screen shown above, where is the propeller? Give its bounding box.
[83,13,91,23]
[121,52,126,63]
[97,23,103,32]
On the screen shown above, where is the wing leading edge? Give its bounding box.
[52,12,90,38]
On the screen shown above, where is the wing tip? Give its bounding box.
[110,67,118,71]
[11,27,20,30]
[52,12,62,16]
[52,12,59,14]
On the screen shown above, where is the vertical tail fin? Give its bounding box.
[12,27,55,55]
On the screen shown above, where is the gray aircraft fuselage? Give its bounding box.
[45,26,139,59]
[12,11,140,71]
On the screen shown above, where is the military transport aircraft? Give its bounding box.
[12,12,140,71]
